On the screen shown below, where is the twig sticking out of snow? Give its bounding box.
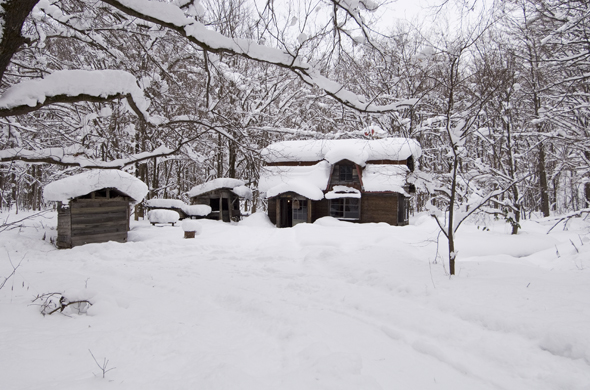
[546,208,590,234]
[0,250,24,291]
[570,239,579,254]
[89,349,116,379]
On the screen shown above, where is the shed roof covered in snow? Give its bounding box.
[144,198,212,217]
[261,138,422,166]
[43,170,148,204]
[187,178,252,200]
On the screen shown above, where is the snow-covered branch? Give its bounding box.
[99,0,415,113]
[0,70,152,121]
[0,144,177,169]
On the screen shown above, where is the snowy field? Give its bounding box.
[1,210,589,390]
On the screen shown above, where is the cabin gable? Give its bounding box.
[328,159,363,192]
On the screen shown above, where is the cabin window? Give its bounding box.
[330,198,360,220]
[292,199,307,225]
[338,165,354,182]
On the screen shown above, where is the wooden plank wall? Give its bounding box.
[360,194,398,225]
[69,199,129,247]
[311,199,330,222]
[56,203,72,249]
[267,198,277,225]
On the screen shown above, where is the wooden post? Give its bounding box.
[275,197,281,228]
[228,192,233,221]
[307,199,312,223]
[218,196,222,221]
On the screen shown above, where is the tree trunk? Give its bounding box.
[538,144,550,217]
[0,0,39,84]
[448,153,458,275]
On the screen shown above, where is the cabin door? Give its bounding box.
[279,198,292,227]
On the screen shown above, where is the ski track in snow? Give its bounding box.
[1,211,589,390]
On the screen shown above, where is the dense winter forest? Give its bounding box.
[0,0,589,226]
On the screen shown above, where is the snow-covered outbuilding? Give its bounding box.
[259,138,421,227]
[43,170,148,248]
[188,178,252,222]
[144,198,212,220]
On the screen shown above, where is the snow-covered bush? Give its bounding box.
[32,293,92,316]
[148,209,180,226]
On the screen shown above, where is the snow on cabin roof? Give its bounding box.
[259,161,411,199]
[258,161,331,200]
[363,165,410,195]
[261,138,422,166]
[187,178,251,198]
[43,170,148,204]
[325,186,361,199]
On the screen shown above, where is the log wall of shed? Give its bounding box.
[57,198,130,248]
[56,203,72,249]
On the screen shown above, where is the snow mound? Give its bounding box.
[313,216,356,227]
[148,209,180,224]
[182,204,212,217]
[43,169,148,204]
[182,219,203,233]
[238,212,275,228]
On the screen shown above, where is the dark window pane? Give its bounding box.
[339,165,353,182]
[330,198,359,219]
[345,198,359,218]
[330,199,344,218]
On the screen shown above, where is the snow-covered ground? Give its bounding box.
[1,210,589,390]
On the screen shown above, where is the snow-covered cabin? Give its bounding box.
[188,178,252,222]
[43,170,148,248]
[259,138,421,227]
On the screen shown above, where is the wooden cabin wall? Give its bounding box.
[311,199,330,222]
[267,198,277,225]
[360,194,399,225]
[191,196,210,206]
[56,203,72,249]
[69,198,130,247]
[191,189,242,222]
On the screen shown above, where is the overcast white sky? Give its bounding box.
[379,0,493,34]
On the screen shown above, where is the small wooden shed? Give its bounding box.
[43,170,148,249]
[188,178,252,222]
